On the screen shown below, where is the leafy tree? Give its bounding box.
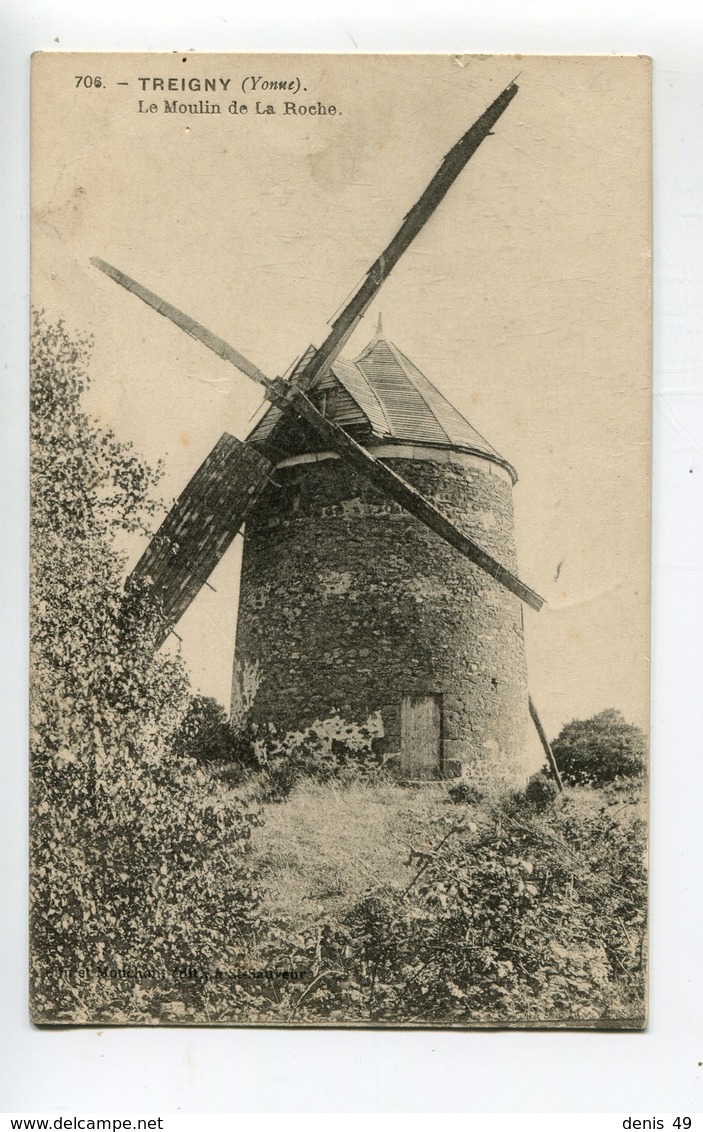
[551,709,646,787]
[30,313,261,1023]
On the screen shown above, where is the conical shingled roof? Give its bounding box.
[247,332,517,483]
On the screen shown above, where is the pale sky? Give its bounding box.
[31,52,651,745]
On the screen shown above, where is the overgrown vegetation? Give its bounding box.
[234,777,646,1025]
[30,314,647,1026]
[249,714,386,802]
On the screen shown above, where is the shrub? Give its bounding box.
[551,709,646,787]
[173,695,252,770]
[523,770,559,810]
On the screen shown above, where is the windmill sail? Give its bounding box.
[90,258,270,390]
[94,80,544,614]
[94,79,517,404]
[128,433,273,643]
[94,264,543,611]
[291,80,520,386]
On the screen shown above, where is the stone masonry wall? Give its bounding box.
[233,453,529,785]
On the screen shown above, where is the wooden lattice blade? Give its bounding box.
[128,433,273,643]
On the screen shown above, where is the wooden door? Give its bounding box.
[400,694,442,779]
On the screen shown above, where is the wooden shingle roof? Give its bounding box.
[247,334,517,482]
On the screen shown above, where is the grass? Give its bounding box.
[242,771,646,936]
[247,777,466,929]
[218,765,646,1028]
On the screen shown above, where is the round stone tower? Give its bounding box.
[233,326,529,785]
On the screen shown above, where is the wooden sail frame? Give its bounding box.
[93,79,544,623]
[127,434,273,645]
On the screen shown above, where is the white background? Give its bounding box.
[2,0,702,1115]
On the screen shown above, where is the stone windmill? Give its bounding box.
[92,80,559,787]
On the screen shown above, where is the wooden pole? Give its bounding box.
[528,695,564,791]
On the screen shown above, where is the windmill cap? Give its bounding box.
[248,329,518,484]
[334,331,518,483]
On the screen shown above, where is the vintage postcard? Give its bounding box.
[30,53,651,1027]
